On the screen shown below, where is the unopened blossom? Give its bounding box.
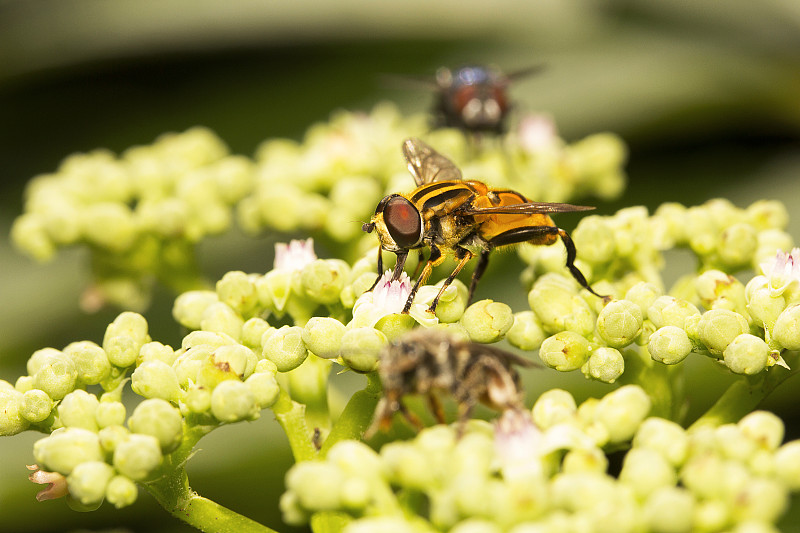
[517,113,559,153]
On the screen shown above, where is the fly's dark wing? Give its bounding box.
[402,137,463,186]
[460,202,595,216]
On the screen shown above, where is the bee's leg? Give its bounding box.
[466,250,491,306]
[398,401,425,431]
[402,245,443,314]
[557,229,610,302]
[427,392,446,425]
[366,246,385,292]
[428,250,474,313]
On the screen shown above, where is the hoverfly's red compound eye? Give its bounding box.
[383,196,422,249]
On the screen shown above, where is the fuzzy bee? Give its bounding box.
[366,329,537,437]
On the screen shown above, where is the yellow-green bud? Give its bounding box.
[746,286,785,329]
[506,311,546,351]
[286,461,345,511]
[200,302,244,340]
[648,326,692,365]
[245,372,280,409]
[459,300,513,343]
[633,418,688,467]
[619,447,677,499]
[641,486,694,533]
[58,390,100,431]
[774,441,800,490]
[63,341,111,386]
[647,296,700,330]
[34,427,104,475]
[106,474,138,508]
[433,279,468,324]
[138,341,176,366]
[10,213,56,261]
[539,332,590,372]
[81,203,137,252]
[98,425,129,454]
[730,477,788,524]
[301,259,349,304]
[562,446,608,474]
[529,277,595,336]
[128,398,183,452]
[20,389,54,424]
[597,300,643,348]
[716,223,757,268]
[772,304,800,350]
[746,199,789,230]
[131,361,181,403]
[181,330,237,350]
[172,290,219,330]
[210,379,258,422]
[241,317,271,350]
[582,346,624,383]
[624,282,662,318]
[374,313,416,342]
[216,270,258,315]
[184,386,211,414]
[698,309,750,355]
[302,317,346,359]
[0,388,29,435]
[594,385,651,444]
[723,334,769,375]
[95,401,126,429]
[32,352,78,401]
[263,326,308,372]
[113,433,162,481]
[340,327,387,373]
[67,461,114,506]
[572,216,616,263]
[532,389,577,429]
[738,411,784,451]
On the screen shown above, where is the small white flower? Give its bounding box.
[351,270,439,328]
[759,248,800,296]
[494,409,544,481]
[274,238,317,273]
[517,113,559,154]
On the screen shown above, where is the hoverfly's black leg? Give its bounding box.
[410,249,426,280]
[466,250,491,306]
[391,251,409,282]
[557,229,610,301]
[429,250,474,313]
[402,244,443,314]
[367,246,385,292]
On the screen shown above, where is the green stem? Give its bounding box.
[271,389,318,463]
[689,355,799,431]
[288,355,332,435]
[320,372,382,456]
[143,425,275,533]
[620,345,684,420]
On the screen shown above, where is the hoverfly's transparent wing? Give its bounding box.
[461,202,595,216]
[402,138,463,186]
[505,64,546,82]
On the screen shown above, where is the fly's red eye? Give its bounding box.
[452,85,477,113]
[384,196,422,249]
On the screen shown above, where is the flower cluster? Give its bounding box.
[282,386,800,533]
[10,127,254,310]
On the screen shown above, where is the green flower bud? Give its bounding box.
[131,361,181,403]
[716,223,757,268]
[581,347,624,383]
[95,401,126,429]
[506,311,547,351]
[20,389,54,424]
[105,474,138,508]
[647,296,700,330]
[128,398,183,452]
[15,375,34,393]
[772,304,800,350]
[210,379,258,423]
[459,300,513,343]
[738,411,784,451]
[172,290,219,330]
[28,348,62,376]
[774,441,800,490]
[326,439,385,479]
[746,286,785,329]
[648,326,692,365]
[257,270,293,311]
[301,259,349,304]
[539,332,590,372]
[532,389,577,429]
[731,477,788,524]
[433,279,468,324]
[67,461,114,506]
[723,334,769,375]
[624,282,662,318]
[693,500,730,533]
[200,302,244,340]
[340,327,387,373]
[633,418,688,467]
[138,341,175,366]
[279,491,310,527]
[213,344,257,380]
[595,385,651,444]
[34,427,104,475]
[300,317,345,360]
[263,326,308,372]
[619,447,677,499]
[714,424,757,462]
[216,270,258,315]
[562,446,609,474]
[381,441,434,490]
[103,335,140,368]
[58,390,100,431]
[181,330,238,350]
[698,309,750,355]
[81,203,137,252]
[572,216,616,263]
[374,313,416,342]
[62,341,111,386]
[0,388,29,435]
[529,277,595,336]
[113,433,162,481]
[241,317,272,350]
[32,352,78,401]
[10,213,56,261]
[286,461,344,511]
[681,453,749,501]
[339,477,372,512]
[184,386,212,414]
[245,372,280,409]
[105,311,149,345]
[746,199,789,230]
[597,300,643,348]
[642,486,694,533]
[98,425,130,454]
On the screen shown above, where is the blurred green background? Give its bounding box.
[1,0,800,531]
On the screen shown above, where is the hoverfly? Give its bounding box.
[362,138,606,314]
[366,329,535,437]
[432,64,543,135]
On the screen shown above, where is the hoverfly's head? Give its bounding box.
[364,194,423,252]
